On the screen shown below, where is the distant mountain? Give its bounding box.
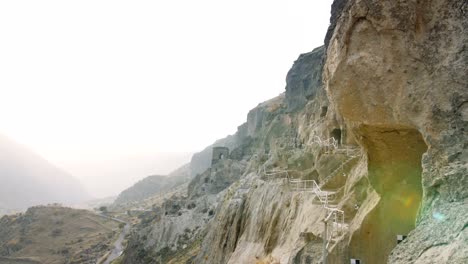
[59,152,193,198]
[0,134,90,210]
[114,164,190,205]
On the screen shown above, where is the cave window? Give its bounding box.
[330,128,342,145]
[320,106,328,118]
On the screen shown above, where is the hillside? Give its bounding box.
[0,135,89,211]
[0,206,121,264]
[119,0,468,263]
[60,152,193,198]
[113,164,190,206]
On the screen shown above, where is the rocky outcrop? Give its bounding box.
[189,135,235,177]
[114,175,168,205]
[122,156,249,264]
[189,95,286,178]
[324,0,467,263]
[285,46,325,112]
[189,127,248,177]
[114,165,190,205]
[122,1,467,263]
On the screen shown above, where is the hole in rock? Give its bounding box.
[330,128,342,145]
[321,106,328,118]
[349,126,427,263]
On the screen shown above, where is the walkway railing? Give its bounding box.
[261,136,363,252]
[262,166,289,182]
[324,207,345,249]
[308,135,338,153]
[319,152,360,188]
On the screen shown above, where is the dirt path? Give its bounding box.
[95,214,130,264]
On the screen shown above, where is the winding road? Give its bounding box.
[96,214,130,264]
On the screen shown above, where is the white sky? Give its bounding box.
[0,0,333,197]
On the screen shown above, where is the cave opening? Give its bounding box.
[320,106,328,118]
[349,126,427,263]
[330,128,342,145]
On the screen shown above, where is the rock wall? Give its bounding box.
[192,58,364,263]
[324,0,467,263]
[285,46,325,112]
[123,1,467,263]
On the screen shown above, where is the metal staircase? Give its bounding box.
[262,136,362,256]
[319,150,360,188]
[263,166,346,250]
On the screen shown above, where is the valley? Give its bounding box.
[0,0,466,263]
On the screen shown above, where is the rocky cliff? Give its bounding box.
[122,1,467,263]
[324,0,467,263]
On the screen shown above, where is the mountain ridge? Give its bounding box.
[0,134,90,211]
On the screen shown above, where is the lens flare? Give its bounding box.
[432,212,445,222]
[403,196,414,207]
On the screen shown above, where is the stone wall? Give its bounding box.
[211,147,230,166]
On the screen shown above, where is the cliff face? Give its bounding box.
[324,0,467,263]
[285,46,325,112]
[123,1,467,263]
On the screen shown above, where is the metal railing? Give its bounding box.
[261,135,363,253]
[262,167,346,251]
[287,178,336,206]
[319,153,360,188]
[308,135,339,152]
[262,165,336,208]
[262,165,289,182]
[324,207,345,249]
[263,135,363,227]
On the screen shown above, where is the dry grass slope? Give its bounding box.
[0,206,121,264]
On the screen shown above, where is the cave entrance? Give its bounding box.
[330,128,342,145]
[349,126,427,263]
[321,106,328,118]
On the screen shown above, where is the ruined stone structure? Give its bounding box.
[211,146,229,166]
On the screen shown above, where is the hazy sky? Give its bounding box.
[0,0,333,197]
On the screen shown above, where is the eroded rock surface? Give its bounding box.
[324,0,467,263]
[285,46,325,112]
[122,1,467,263]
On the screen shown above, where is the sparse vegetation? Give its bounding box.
[0,206,120,264]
